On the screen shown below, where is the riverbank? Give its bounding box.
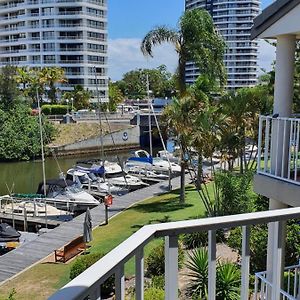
[49,122,129,148]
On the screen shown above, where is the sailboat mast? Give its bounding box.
[146,74,153,156]
[94,67,104,158]
[37,88,46,197]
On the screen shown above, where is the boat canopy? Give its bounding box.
[76,165,105,175]
[36,179,74,194]
[0,223,21,242]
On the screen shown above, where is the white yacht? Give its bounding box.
[1,200,73,222]
[35,179,100,212]
[126,150,181,175]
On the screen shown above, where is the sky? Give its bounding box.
[107,0,275,81]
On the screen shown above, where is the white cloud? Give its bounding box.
[108,38,178,81]
[257,39,276,74]
[108,38,277,81]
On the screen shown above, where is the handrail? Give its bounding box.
[50,207,300,300]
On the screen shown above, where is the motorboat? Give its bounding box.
[76,159,122,176]
[105,171,149,191]
[125,165,169,184]
[0,223,20,242]
[126,150,181,175]
[35,179,100,212]
[1,200,73,222]
[157,150,180,164]
[66,168,128,197]
[77,159,148,191]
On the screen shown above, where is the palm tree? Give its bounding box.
[163,96,196,203]
[41,67,67,103]
[142,9,226,203]
[141,9,226,96]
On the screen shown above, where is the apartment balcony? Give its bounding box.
[254,115,300,207]
[49,207,300,300]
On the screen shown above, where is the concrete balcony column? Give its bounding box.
[267,34,296,299]
[273,34,296,117]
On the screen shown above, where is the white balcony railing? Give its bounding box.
[49,207,300,300]
[257,115,300,185]
[255,263,300,299]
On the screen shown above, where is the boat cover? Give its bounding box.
[36,179,75,194]
[0,223,21,242]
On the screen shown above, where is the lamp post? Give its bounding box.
[66,99,69,115]
[70,97,74,114]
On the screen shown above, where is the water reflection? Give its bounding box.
[0,151,130,195]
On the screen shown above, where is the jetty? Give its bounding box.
[0,174,190,284]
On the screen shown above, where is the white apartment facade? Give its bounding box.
[185,0,260,89]
[0,0,108,102]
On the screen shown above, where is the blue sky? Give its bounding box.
[107,0,275,80]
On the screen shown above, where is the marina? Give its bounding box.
[0,174,189,284]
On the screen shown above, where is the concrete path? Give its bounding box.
[0,174,189,284]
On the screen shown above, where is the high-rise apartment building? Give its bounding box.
[0,0,108,102]
[185,0,260,89]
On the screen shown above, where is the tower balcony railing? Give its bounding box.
[257,115,300,186]
[49,207,300,300]
[255,263,300,299]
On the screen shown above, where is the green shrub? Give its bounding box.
[215,171,255,216]
[41,105,51,115]
[227,220,300,273]
[151,275,164,289]
[186,248,240,300]
[70,252,114,296]
[41,104,68,115]
[144,287,164,300]
[145,240,184,277]
[182,230,225,249]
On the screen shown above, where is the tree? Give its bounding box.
[0,104,55,161]
[163,96,196,202]
[0,65,21,110]
[116,66,175,99]
[220,86,272,173]
[62,85,91,110]
[41,67,67,103]
[108,81,124,111]
[142,9,226,203]
[141,9,226,96]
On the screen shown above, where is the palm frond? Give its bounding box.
[140,26,180,57]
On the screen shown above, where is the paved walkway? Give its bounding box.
[0,174,189,284]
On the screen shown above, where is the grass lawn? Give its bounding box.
[0,185,207,300]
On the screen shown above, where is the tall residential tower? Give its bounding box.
[0,0,108,101]
[185,0,260,89]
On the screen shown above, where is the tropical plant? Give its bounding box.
[141,9,226,96]
[214,170,255,216]
[163,96,196,202]
[41,67,67,103]
[63,85,91,110]
[186,248,241,299]
[185,248,209,298]
[108,81,124,111]
[216,263,240,300]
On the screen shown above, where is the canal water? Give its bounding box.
[0,151,131,196]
